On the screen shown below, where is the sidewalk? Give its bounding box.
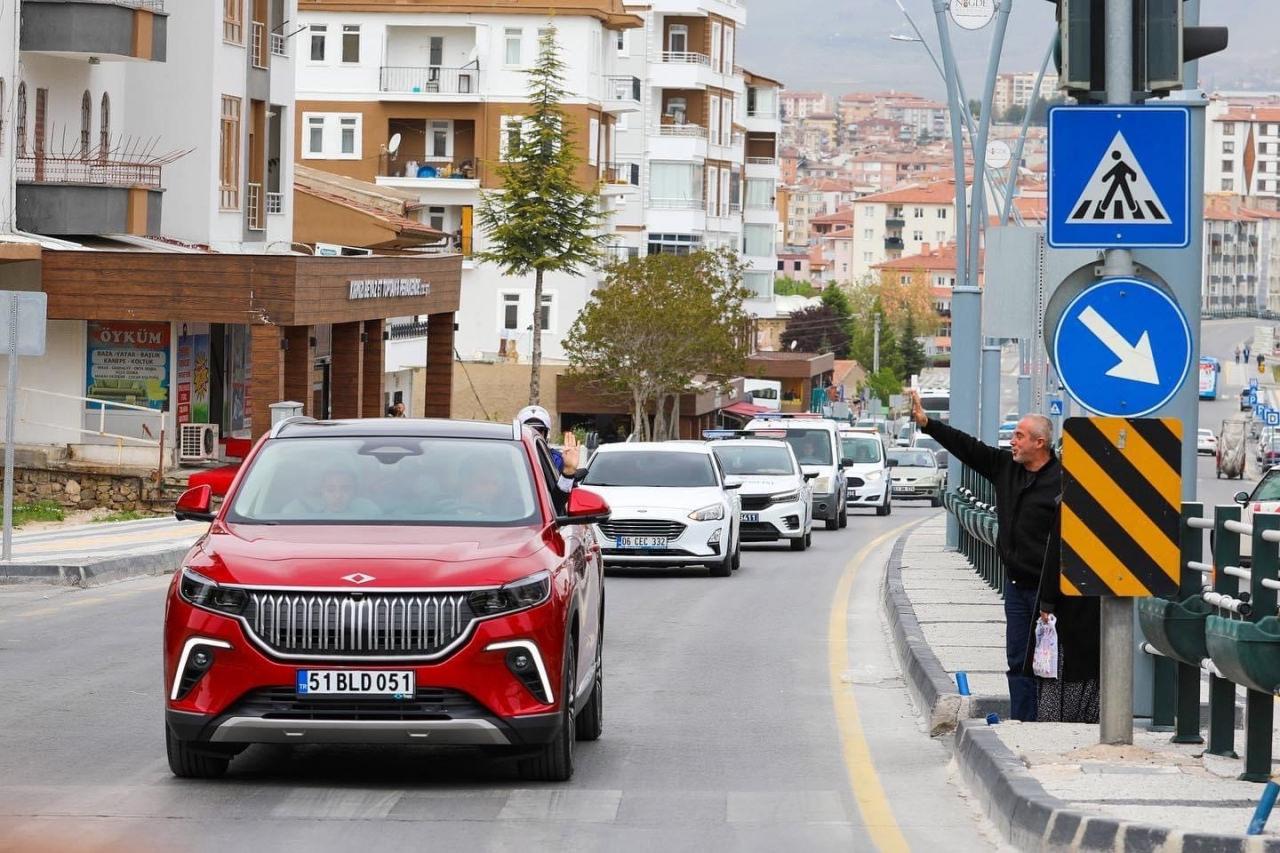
[0,516,205,586]
[885,515,1280,851]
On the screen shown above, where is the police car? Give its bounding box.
[703,431,814,550]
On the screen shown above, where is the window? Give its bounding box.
[863,252,873,262]
[339,117,357,154]
[900,274,911,285]
[502,293,520,330]
[309,24,326,61]
[588,116,599,166]
[427,120,451,157]
[711,21,722,72]
[744,223,773,257]
[1224,141,1236,154]
[1223,122,1235,135]
[722,97,733,145]
[667,24,687,54]
[647,233,702,255]
[615,28,628,55]
[724,27,735,72]
[302,113,361,159]
[505,28,523,66]
[539,293,554,331]
[99,92,110,159]
[912,230,923,241]
[219,95,242,209]
[500,115,526,160]
[913,207,924,217]
[428,36,443,67]
[649,162,703,207]
[777,260,785,271]
[863,228,873,239]
[224,0,243,44]
[793,260,803,271]
[936,231,947,242]
[1223,178,1235,191]
[937,208,947,218]
[15,82,25,156]
[79,90,91,158]
[341,25,360,63]
[709,95,721,144]
[1223,159,1234,173]
[719,166,730,215]
[427,206,445,231]
[707,168,719,216]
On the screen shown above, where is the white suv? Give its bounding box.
[706,435,814,550]
[840,428,892,516]
[580,442,742,576]
[743,414,847,530]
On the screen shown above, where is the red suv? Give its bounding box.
[163,417,610,782]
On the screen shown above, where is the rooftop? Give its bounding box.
[855,180,959,205]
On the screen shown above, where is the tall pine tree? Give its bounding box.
[475,26,607,404]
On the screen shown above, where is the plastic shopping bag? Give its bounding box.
[1032,615,1059,679]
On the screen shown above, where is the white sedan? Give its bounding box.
[708,436,813,550]
[1197,428,1217,455]
[580,442,741,577]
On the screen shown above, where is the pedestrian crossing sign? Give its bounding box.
[1049,398,1064,416]
[1048,105,1190,249]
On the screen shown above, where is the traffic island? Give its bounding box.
[884,516,1280,850]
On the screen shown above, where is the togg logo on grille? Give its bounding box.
[341,572,376,584]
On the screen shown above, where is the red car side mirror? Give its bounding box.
[174,484,215,522]
[558,487,611,526]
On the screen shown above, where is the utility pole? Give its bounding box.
[873,314,881,374]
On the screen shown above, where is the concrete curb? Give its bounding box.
[881,533,968,735]
[0,545,188,587]
[882,527,1275,852]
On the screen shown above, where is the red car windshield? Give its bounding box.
[225,436,542,526]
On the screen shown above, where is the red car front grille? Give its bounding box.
[244,591,474,660]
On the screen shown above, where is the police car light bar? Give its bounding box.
[701,429,788,440]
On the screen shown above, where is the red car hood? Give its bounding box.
[187,522,555,588]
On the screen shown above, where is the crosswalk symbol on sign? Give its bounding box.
[1068,132,1170,224]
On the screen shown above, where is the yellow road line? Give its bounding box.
[828,520,917,852]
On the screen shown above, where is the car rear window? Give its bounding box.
[226,437,540,526]
[583,451,717,487]
[712,444,795,476]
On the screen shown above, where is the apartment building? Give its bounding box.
[871,242,976,356]
[780,89,830,121]
[294,0,641,368]
[991,71,1059,118]
[1202,194,1280,314]
[1205,96,1280,199]
[608,0,782,306]
[849,180,958,281]
[837,92,875,127]
[2,0,459,473]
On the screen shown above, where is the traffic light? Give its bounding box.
[1045,0,1228,98]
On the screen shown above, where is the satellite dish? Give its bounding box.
[790,339,799,351]
[388,133,402,155]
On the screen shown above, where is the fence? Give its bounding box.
[943,473,1003,591]
[379,66,481,95]
[16,155,161,188]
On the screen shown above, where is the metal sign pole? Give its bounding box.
[3,298,18,561]
[1099,0,1137,747]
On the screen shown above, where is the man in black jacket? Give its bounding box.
[908,391,1061,721]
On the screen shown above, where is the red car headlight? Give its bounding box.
[178,567,250,617]
[467,570,551,617]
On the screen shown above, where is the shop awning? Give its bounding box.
[722,401,771,417]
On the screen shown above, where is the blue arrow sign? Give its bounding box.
[1268,410,1280,427]
[1048,105,1190,249]
[1049,398,1064,416]
[1053,277,1191,417]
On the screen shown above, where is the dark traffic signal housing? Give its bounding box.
[1046,0,1228,98]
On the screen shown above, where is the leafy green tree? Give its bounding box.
[864,367,902,406]
[564,250,749,441]
[850,298,902,378]
[781,285,855,358]
[773,276,816,297]
[475,26,607,405]
[898,313,928,379]
[1002,103,1027,125]
[968,99,982,120]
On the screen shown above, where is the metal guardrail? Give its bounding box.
[942,473,1002,593]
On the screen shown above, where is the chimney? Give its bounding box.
[921,242,931,255]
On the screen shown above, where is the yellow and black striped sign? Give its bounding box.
[1060,416,1182,597]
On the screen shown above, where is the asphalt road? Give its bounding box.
[1196,318,1269,509]
[0,503,997,852]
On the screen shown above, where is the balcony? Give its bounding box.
[605,76,641,113]
[886,217,905,229]
[15,154,163,236]
[601,161,640,196]
[745,156,780,179]
[20,0,167,61]
[885,236,905,251]
[266,191,283,215]
[379,66,482,97]
[650,51,714,90]
[650,124,708,162]
[270,31,287,57]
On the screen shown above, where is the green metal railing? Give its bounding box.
[943,468,1003,592]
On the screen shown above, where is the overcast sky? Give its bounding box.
[738,0,1277,100]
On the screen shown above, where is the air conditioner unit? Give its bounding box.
[179,423,220,464]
